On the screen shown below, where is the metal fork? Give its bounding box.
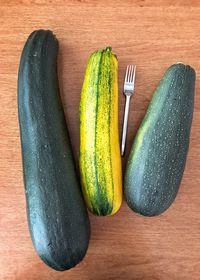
[121,65,136,157]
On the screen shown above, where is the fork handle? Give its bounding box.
[121,95,131,157]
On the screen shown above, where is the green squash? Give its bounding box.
[18,30,90,270]
[125,63,195,216]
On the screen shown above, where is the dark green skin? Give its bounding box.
[125,64,195,217]
[18,30,90,271]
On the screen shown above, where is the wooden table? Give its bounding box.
[1,1,200,279]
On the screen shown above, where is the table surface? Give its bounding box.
[1,1,200,279]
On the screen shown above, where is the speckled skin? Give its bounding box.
[18,30,90,270]
[125,64,195,217]
[80,47,122,216]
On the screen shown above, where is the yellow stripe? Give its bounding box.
[110,54,122,214]
[80,51,101,211]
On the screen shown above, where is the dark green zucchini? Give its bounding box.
[125,63,195,216]
[18,30,90,271]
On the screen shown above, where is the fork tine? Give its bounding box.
[132,65,135,82]
[125,65,129,83]
[131,65,134,82]
[129,65,134,82]
[132,65,136,83]
[127,65,131,83]
[128,65,132,83]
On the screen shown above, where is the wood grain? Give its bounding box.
[0,1,200,279]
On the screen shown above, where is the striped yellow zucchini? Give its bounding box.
[80,47,122,216]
